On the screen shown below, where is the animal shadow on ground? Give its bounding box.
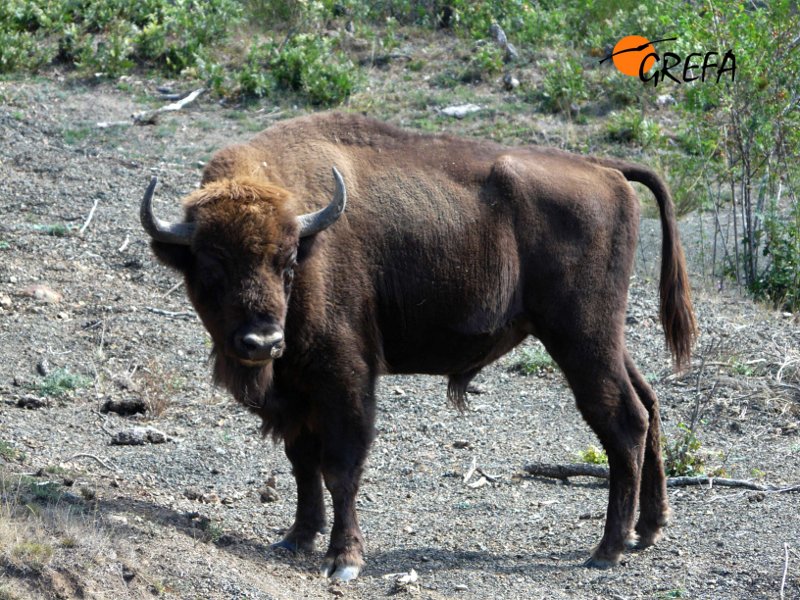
[94,495,587,577]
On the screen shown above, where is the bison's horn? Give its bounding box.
[297,167,347,238]
[140,176,195,246]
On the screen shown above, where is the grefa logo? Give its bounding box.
[601,35,736,86]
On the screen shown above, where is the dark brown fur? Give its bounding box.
[147,112,696,577]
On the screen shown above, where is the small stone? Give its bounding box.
[17,395,47,409]
[656,93,677,107]
[440,104,482,119]
[21,284,62,304]
[36,359,50,376]
[111,428,148,445]
[466,383,488,394]
[452,440,472,449]
[201,492,220,504]
[185,488,203,501]
[101,397,147,416]
[121,565,136,582]
[259,486,279,503]
[0,293,11,307]
[455,584,469,591]
[145,427,168,443]
[108,515,128,526]
[393,386,406,396]
[503,74,519,91]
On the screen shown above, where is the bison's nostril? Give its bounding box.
[242,331,284,350]
[237,330,285,360]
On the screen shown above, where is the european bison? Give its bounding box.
[140,112,696,581]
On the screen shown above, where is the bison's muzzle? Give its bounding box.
[232,326,285,366]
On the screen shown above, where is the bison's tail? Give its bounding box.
[592,157,697,370]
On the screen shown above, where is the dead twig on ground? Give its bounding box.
[524,462,609,480]
[79,198,100,235]
[67,453,118,471]
[780,542,789,600]
[162,281,184,298]
[524,462,800,492]
[132,87,205,125]
[145,307,196,320]
[463,456,477,484]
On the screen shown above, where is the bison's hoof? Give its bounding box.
[271,537,314,554]
[320,560,360,582]
[583,554,620,569]
[627,528,663,550]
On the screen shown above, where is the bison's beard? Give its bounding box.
[210,348,274,411]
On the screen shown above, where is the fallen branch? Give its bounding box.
[132,87,205,125]
[145,306,196,320]
[524,462,609,480]
[162,280,184,298]
[67,453,118,471]
[666,476,800,492]
[96,120,131,129]
[79,198,100,235]
[524,462,800,492]
[780,542,789,600]
[118,235,130,253]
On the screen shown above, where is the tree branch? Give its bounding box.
[523,462,800,492]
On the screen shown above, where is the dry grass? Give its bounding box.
[0,472,110,580]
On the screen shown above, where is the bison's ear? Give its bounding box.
[150,241,193,272]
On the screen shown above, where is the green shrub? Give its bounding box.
[663,423,704,477]
[667,0,800,308]
[0,0,242,76]
[37,368,91,398]
[236,41,278,98]
[577,445,608,465]
[511,346,555,376]
[459,43,503,83]
[270,34,356,106]
[751,199,800,311]
[606,107,663,148]
[537,56,588,114]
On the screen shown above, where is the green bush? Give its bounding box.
[752,200,800,311]
[37,368,91,398]
[577,445,608,465]
[511,346,555,376]
[459,43,503,83]
[667,0,800,308]
[606,107,663,148]
[270,34,356,106]
[0,0,241,76]
[537,57,588,114]
[663,423,704,477]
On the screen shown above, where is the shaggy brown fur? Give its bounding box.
[145,112,696,579]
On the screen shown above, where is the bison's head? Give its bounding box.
[140,168,346,406]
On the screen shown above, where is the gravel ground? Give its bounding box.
[0,79,798,600]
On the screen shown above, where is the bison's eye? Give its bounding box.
[283,265,295,292]
[196,253,227,287]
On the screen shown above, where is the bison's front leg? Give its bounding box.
[318,388,376,582]
[273,430,325,553]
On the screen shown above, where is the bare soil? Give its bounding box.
[0,76,798,600]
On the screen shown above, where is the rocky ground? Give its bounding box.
[0,76,798,600]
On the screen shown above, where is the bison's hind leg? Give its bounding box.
[546,342,649,568]
[624,351,670,549]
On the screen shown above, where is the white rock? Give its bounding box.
[440,104,482,119]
